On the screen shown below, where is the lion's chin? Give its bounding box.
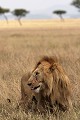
[32,83,43,93]
[34,87,40,93]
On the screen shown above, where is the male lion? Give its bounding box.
[27,56,72,112]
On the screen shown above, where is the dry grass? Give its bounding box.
[0,19,80,29]
[0,19,80,120]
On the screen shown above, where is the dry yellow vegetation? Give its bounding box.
[0,19,80,120]
[0,19,80,28]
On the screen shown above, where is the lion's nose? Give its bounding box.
[27,83,32,86]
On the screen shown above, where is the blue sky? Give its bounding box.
[0,0,79,19]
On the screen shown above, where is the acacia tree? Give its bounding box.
[12,9,29,25]
[53,10,66,21]
[0,7,9,23]
[72,0,80,11]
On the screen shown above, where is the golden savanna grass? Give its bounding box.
[0,19,80,120]
[0,19,80,28]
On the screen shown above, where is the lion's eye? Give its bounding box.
[36,72,39,75]
[35,72,39,76]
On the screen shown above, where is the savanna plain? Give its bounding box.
[0,19,80,120]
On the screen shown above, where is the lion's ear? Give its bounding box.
[49,63,57,72]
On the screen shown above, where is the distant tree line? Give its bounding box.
[0,6,67,24]
[0,0,80,25]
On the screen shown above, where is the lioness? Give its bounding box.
[27,56,72,112]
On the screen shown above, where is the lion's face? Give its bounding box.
[27,61,53,94]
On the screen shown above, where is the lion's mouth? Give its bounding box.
[34,85,40,90]
[31,85,40,93]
